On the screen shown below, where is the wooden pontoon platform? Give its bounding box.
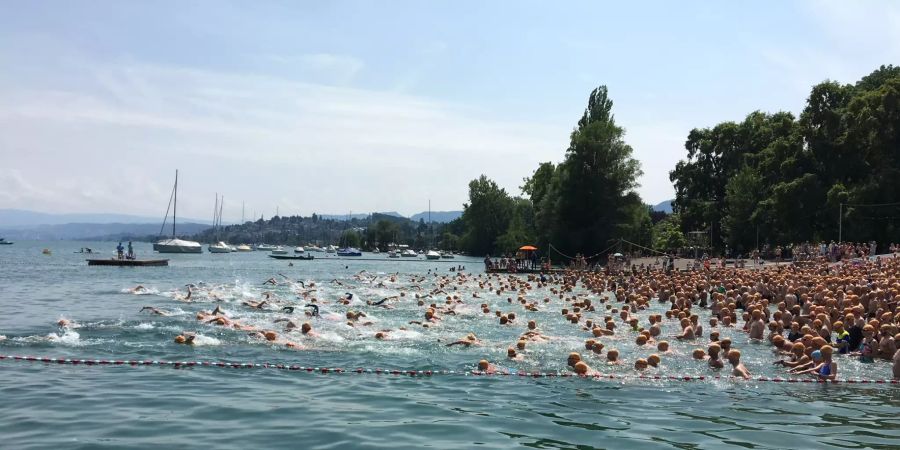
[87,259,169,267]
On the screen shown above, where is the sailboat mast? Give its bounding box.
[242,201,245,224]
[172,170,178,238]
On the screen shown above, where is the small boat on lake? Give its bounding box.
[255,244,278,251]
[294,247,305,254]
[388,250,400,258]
[235,244,252,252]
[268,254,314,261]
[337,247,362,257]
[0,238,12,245]
[208,241,232,253]
[440,251,455,259]
[270,247,288,255]
[425,250,441,260]
[401,249,418,258]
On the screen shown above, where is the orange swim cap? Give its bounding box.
[574,361,589,375]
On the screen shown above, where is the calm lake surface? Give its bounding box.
[1,240,898,449]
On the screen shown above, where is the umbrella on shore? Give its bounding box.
[519,245,538,251]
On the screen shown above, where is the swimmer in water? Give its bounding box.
[174,332,196,345]
[675,318,695,340]
[748,309,765,340]
[242,299,269,309]
[727,349,751,379]
[707,343,724,369]
[893,345,900,380]
[367,296,397,308]
[300,322,318,337]
[129,285,147,294]
[446,333,481,347]
[139,306,170,316]
[477,359,502,374]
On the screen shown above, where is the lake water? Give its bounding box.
[1,240,898,449]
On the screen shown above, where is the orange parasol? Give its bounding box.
[519,245,538,251]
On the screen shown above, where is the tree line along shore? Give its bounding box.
[187,65,900,260]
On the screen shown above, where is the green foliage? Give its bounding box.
[671,65,900,249]
[338,229,362,248]
[460,175,516,256]
[458,86,648,256]
[495,198,536,254]
[541,86,644,256]
[652,214,687,251]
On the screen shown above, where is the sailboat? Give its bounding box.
[425,200,442,259]
[208,194,232,253]
[154,170,203,253]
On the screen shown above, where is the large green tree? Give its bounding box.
[671,65,900,250]
[459,175,515,256]
[542,86,644,256]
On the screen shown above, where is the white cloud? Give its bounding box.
[0,60,563,218]
[262,53,365,84]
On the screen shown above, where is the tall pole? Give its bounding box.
[839,203,843,242]
[172,170,178,238]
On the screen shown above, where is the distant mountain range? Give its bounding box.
[409,211,462,223]
[651,200,674,213]
[0,208,210,228]
[0,208,462,240]
[0,222,211,241]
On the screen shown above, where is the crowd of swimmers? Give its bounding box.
[32,246,900,382]
[474,249,900,380]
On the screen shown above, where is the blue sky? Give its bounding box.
[1,1,898,220]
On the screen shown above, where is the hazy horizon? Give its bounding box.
[2,1,898,220]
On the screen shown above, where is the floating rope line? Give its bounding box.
[549,240,621,261]
[2,355,897,384]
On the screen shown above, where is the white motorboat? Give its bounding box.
[271,246,288,255]
[235,244,252,252]
[154,170,203,254]
[294,246,305,254]
[306,245,324,253]
[155,238,203,254]
[325,245,337,253]
[440,251,455,259]
[388,250,401,258]
[401,249,418,258]
[208,241,232,253]
[255,244,277,251]
[425,250,441,260]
